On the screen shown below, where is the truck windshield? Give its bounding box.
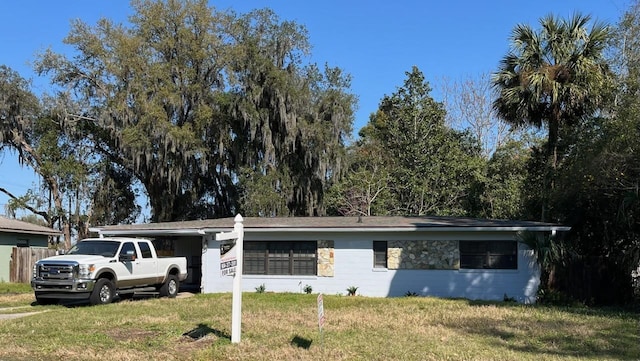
[67,241,121,257]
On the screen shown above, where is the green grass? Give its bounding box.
[0,282,35,308]
[0,282,33,294]
[0,290,638,361]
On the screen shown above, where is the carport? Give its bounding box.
[90,220,214,291]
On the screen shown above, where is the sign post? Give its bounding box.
[317,293,325,349]
[216,214,244,343]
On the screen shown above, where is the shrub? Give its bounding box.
[346,286,358,296]
[255,284,266,293]
[303,284,313,294]
[536,288,582,306]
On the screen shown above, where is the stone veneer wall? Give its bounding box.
[317,240,334,277]
[387,240,460,270]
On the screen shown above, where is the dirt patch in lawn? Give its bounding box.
[107,328,160,342]
[106,325,219,356]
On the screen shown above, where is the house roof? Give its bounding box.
[0,216,61,236]
[90,215,570,237]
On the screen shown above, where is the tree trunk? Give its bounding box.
[542,114,560,222]
[14,137,70,249]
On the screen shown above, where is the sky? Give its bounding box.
[0,0,629,217]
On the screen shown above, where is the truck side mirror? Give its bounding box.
[119,250,136,262]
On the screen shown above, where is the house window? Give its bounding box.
[373,241,387,268]
[244,241,317,275]
[16,239,30,247]
[459,241,517,269]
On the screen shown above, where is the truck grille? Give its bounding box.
[38,263,76,280]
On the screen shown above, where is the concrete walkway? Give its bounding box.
[0,306,48,320]
[0,311,47,321]
[0,292,194,320]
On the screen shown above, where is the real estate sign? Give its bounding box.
[220,240,237,277]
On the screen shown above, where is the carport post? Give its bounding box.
[231,214,244,343]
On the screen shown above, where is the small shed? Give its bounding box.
[0,216,60,282]
[91,216,569,303]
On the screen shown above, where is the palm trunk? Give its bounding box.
[542,114,560,223]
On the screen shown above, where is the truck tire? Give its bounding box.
[159,274,179,298]
[90,278,115,305]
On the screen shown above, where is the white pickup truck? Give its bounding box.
[31,237,188,305]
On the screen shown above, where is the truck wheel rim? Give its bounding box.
[169,280,177,295]
[100,285,111,302]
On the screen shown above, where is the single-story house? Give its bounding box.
[0,216,60,282]
[90,215,569,303]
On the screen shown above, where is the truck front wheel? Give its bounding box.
[90,279,115,305]
[159,274,179,298]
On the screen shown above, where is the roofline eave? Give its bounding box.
[88,228,204,237]
[1,229,62,236]
[90,226,570,237]
[202,226,571,233]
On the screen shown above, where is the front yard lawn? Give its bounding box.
[0,283,638,360]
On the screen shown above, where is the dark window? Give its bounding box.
[244,242,267,274]
[119,242,138,259]
[244,241,317,275]
[68,241,120,257]
[459,241,517,269]
[373,241,387,268]
[16,239,29,247]
[138,242,153,258]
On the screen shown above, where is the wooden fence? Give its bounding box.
[9,247,57,283]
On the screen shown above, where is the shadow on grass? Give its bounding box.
[466,299,640,319]
[290,335,312,349]
[30,291,177,308]
[448,301,640,360]
[183,323,230,341]
[30,299,91,308]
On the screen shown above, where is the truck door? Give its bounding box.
[115,241,138,288]
[135,241,159,285]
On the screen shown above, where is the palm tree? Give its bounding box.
[492,13,611,221]
[517,230,567,292]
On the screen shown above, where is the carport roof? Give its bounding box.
[0,216,61,236]
[90,215,570,237]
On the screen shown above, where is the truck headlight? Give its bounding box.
[32,264,38,279]
[78,264,95,278]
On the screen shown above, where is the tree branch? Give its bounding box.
[0,187,49,221]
